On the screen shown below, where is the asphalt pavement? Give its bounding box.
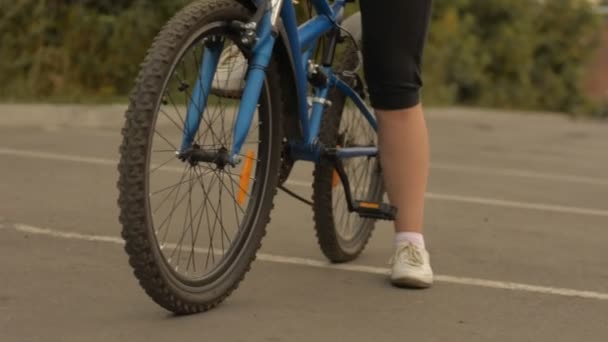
[0,105,607,342]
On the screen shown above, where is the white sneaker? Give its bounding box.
[211,44,248,98]
[389,242,433,288]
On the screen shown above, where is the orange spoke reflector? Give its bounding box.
[237,150,255,205]
[332,169,340,188]
[359,202,380,209]
[332,144,341,188]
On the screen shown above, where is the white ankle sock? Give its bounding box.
[395,232,425,249]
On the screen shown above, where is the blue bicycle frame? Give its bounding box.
[181,0,377,165]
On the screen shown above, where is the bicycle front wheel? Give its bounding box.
[117,0,283,314]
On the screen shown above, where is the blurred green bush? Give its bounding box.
[0,0,602,115]
[0,0,189,100]
[424,0,603,116]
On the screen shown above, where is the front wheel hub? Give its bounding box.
[178,145,231,169]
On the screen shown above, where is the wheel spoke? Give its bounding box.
[153,149,179,153]
[187,186,208,273]
[219,171,226,255]
[153,166,214,214]
[148,155,179,175]
[174,58,227,148]
[193,168,217,271]
[211,169,247,215]
[151,176,195,196]
[220,169,253,200]
[159,108,185,134]
[158,169,192,246]
[165,91,186,127]
[225,166,243,229]
[138,31,269,282]
[193,167,230,268]
[171,169,196,269]
[154,129,179,152]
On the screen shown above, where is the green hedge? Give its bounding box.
[0,0,603,115]
[424,0,602,115]
[0,0,190,100]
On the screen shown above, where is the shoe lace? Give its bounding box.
[389,243,424,267]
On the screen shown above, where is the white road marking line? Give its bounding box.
[425,192,608,217]
[431,162,608,186]
[4,147,607,186]
[9,223,608,301]
[0,147,118,166]
[2,147,608,217]
[0,147,184,173]
[284,179,311,188]
[14,224,124,244]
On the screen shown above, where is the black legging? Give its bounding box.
[360,0,432,110]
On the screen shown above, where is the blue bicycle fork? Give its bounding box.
[179,39,223,153]
[179,9,276,164]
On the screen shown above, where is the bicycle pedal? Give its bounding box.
[354,201,396,221]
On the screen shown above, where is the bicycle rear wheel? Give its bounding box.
[117,0,283,314]
[312,14,384,263]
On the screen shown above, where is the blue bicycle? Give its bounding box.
[118,0,394,314]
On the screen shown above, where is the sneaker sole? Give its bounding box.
[211,88,243,98]
[390,276,433,289]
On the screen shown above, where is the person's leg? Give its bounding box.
[360,0,433,287]
[376,105,429,237]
